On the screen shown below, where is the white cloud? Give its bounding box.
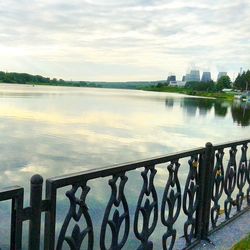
[0,0,249,80]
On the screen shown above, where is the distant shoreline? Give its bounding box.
[140,85,235,100]
[1,81,234,100]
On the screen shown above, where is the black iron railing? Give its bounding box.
[0,139,249,250]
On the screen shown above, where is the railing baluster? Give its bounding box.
[134,166,158,250]
[183,154,200,245]
[224,146,237,220]
[100,173,129,250]
[210,149,224,228]
[236,144,248,211]
[161,160,181,250]
[56,181,93,250]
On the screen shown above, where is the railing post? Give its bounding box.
[29,174,43,250]
[200,142,214,239]
[11,189,24,250]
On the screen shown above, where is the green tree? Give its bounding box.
[234,70,250,91]
[216,75,231,91]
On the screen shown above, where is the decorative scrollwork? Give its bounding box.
[134,166,158,250]
[211,149,224,228]
[161,160,181,250]
[57,182,93,250]
[224,146,237,219]
[100,173,130,250]
[236,144,248,211]
[183,155,199,245]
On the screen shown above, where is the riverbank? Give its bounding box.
[141,86,235,101]
[231,233,250,250]
[1,81,235,100]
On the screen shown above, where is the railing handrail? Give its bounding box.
[213,138,250,149]
[47,147,205,188]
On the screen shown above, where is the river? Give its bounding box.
[0,83,249,249]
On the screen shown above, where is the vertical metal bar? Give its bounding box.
[11,198,17,250]
[195,151,205,239]
[10,188,24,250]
[29,174,43,250]
[201,142,214,239]
[44,180,57,250]
[15,190,24,250]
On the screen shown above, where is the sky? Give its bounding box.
[0,0,249,81]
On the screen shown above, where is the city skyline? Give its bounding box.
[169,69,229,82]
[0,0,249,81]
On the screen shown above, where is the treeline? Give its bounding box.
[0,71,63,84]
[186,75,232,92]
[234,70,250,91]
[0,71,101,88]
[0,71,69,84]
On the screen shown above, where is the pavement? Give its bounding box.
[193,209,250,250]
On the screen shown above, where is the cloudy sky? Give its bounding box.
[0,0,249,81]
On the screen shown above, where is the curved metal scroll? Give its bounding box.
[134,166,158,250]
[183,155,199,245]
[100,173,130,250]
[224,146,237,219]
[211,149,224,228]
[236,144,248,211]
[57,182,93,250]
[247,154,250,205]
[161,160,181,250]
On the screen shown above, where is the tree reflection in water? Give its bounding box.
[231,102,250,126]
[165,97,250,127]
[214,102,228,117]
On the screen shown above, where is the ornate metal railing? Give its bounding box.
[0,139,249,250]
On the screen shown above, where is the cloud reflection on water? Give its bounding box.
[0,85,250,249]
[0,86,249,188]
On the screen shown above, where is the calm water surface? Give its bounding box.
[0,83,249,249]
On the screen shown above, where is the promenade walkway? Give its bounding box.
[194,209,250,250]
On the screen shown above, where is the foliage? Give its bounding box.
[0,71,103,88]
[231,233,250,250]
[0,71,63,84]
[186,81,216,92]
[234,70,250,91]
[216,75,232,91]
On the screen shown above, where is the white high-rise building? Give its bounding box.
[186,70,200,82]
[201,72,212,82]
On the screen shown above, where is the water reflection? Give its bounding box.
[166,97,250,126]
[0,84,250,249]
[214,102,228,117]
[231,101,250,126]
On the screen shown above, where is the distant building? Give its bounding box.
[182,75,186,81]
[185,74,191,82]
[167,75,176,84]
[186,70,200,82]
[217,72,227,81]
[201,72,212,82]
[169,81,186,87]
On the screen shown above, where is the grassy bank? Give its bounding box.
[231,233,250,250]
[141,86,235,101]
